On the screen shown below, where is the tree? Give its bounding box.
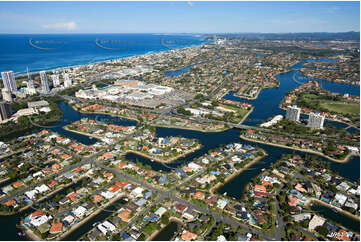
[161,214,169,225]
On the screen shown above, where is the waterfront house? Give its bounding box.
[118,209,132,222]
[308,215,325,231]
[155,207,167,217]
[181,230,197,241]
[49,221,63,234]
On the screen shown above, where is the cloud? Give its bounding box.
[187,1,194,7]
[42,21,77,31]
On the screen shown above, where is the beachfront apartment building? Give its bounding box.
[40,71,50,94]
[51,74,60,87]
[63,73,72,88]
[1,71,17,93]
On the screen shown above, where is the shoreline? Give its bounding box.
[240,135,357,163]
[0,176,86,216]
[210,152,267,195]
[64,125,203,164]
[153,123,228,133]
[72,105,140,123]
[124,144,202,164]
[304,198,360,222]
[146,217,182,241]
[13,41,206,78]
[233,88,262,100]
[239,107,254,124]
[278,106,360,130]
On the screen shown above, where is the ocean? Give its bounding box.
[0,33,206,76]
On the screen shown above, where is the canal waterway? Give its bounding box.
[152,221,179,241]
[310,204,359,233]
[0,178,86,241]
[63,197,128,241]
[0,57,359,240]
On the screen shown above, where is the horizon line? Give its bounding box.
[0,31,359,35]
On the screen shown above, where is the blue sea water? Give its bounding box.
[0,34,205,75]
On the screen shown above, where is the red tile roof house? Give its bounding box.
[254,184,267,193]
[205,195,218,207]
[67,192,79,202]
[48,180,58,188]
[104,172,114,181]
[49,221,63,234]
[93,195,104,204]
[12,181,25,189]
[193,192,205,200]
[175,204,188,214]
[3,199,16,207]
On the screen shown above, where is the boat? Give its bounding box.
[92,222,101,227]
[332,208,339,213]
[223,192,227,196]
[150,159,154,162]
[261,168,265,171]
[17,232,25,237]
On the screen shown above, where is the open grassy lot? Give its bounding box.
[298,92,359,115]
[321,101,360,115]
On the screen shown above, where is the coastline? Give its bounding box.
[13,40,205,77]
[210,152,267,196]
[240,135,356,163]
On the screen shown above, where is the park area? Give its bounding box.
[298,93,359,115]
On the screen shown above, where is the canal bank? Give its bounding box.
[150,220,181,241]
[307,200,360,234]
[240,135,358,164]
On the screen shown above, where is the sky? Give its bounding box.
[0,1,359,34]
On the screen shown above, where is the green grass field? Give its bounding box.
[321,101,360,115]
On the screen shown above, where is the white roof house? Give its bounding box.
[36,184,50,193]
[130,187,144,198]
[187,162,202,172]
[25,189,39,200]
[155,207,167,217]
[101,191,115,199]
[308,215,326,231]
[73,206,87,218]
[30,215,51,227]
